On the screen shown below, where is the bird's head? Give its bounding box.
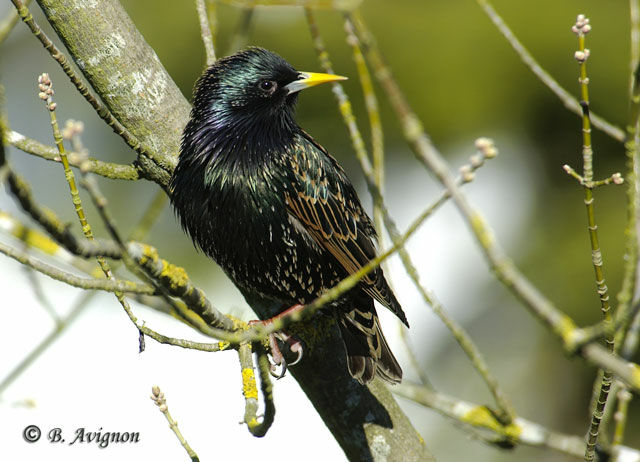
[190,47,347,127]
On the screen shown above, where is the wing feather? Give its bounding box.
[283,132,407,326]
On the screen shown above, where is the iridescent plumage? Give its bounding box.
[170,48,408,384]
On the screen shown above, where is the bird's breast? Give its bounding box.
[179,152,332,304]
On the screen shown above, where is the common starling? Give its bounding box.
[170,47,409,384]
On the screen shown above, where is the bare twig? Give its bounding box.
[312,10,515,423]
[0,240,153,294]
[6,130,139,180]
[563,18,615,460]
[474,0,625,142]
[10,0,165,172]
[343,17,385,239]
[238,343,269,436]
[128,190,167,242]
[252,343,276,436]
[0,210,97,275]
[349,9,640,393]
[0,0,29,44]
[2,163,123,259]
[613,386,632,446]
[151,386,200,462]
[126,242,237,332]
[195,0,216,65]
[394,381,640,461]
[38,73,145,330]
[22,261,60,323]
[235,342,275,437]
[0,187,171,394]
[0,290,88,395]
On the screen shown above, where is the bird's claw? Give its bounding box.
[264,331,304,379]
[248,304,306,379]
[268,333,288,379]
[276,331,303,366]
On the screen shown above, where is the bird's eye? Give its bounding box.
[259,80,276,92]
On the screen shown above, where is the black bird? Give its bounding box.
[170,47,408,384]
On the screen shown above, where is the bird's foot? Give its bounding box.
[249,304,305,379]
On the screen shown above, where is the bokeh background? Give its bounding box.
[1,0,638,460]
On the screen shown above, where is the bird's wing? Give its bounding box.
[283,132,407,324]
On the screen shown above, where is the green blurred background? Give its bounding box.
[2,0,638,460]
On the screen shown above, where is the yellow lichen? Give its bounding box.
[160,260,188,290]
[139,243,159,266]
[1,212,61,256]
[228,315,247,331]
[557,315,579,351]
[242,368,258,400]
[461,405,521,441]
[23,229,60,255]
[246,417,259,430]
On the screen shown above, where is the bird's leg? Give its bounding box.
[249,304,305,378]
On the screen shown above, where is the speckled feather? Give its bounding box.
[170,48,408,384]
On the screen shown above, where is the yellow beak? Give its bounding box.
[284,72,348,94]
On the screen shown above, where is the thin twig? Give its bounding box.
[0,187,171,394]
[616,1,640,354]
[349,9,640,392]
[195,0,216,66]
[563,18,615,460]
[2,163,123,259]
[0,210,97,275]
[126,242,237,332]
[474,0,625,143]
[6,130,139,180]
[621,303,640,359]
[22,261,60,323]
[311,10,515,423]
[205,0,218,52]
[137,327,231,352]
[612,386,632,446]
[0,240,153,294]
[0,0,29,45]
[10,0,163,170]
[128,190,167,242]
[238,343,261,434]
[151,386,200,462]
[343,15,387,260]
[38,73,147,344]
[609,17,640,439]
[251,343,276,436]
[0,290,88,395]
[394,381,640,461]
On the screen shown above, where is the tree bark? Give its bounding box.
[34,0,434,459]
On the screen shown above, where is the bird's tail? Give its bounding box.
[337,303,402,385]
